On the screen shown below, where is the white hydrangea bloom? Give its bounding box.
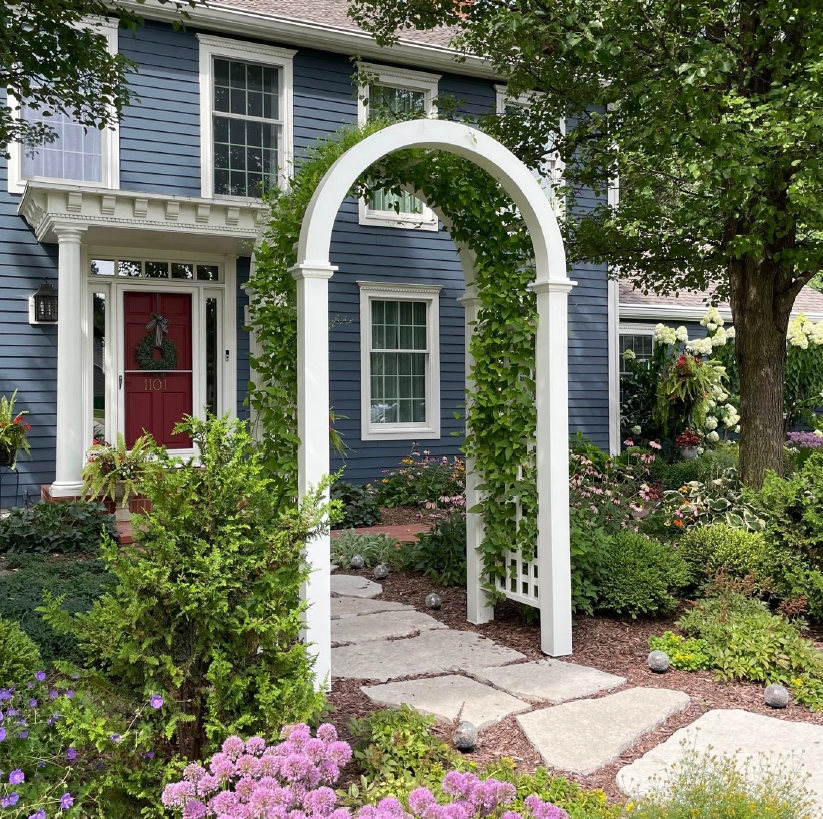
[701,307,724,328]
[631,425,642,435]
[726,326,736,339]
[815,429,823,439]
[653,323,677,346]
[686,337,713,356]
[705,416,718,430]
[811,320,823,346]
[675,326,689,343]
[708,400,716,409]
[788,314,813,348]
[734,425,740,433]
[696,446,705,455]
[706,322,717,332]
[623,348,637,360]
[706,431,720,443]
[711,327,728,347]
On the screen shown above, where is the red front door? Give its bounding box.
[124,292,193,448]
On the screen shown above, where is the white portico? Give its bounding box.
[18,182,267,497]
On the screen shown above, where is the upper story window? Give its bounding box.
[359,281,441,441]
[357,63,439,230]
[197,34,295,200]
[495,85,564,210]
[6,19,119,195]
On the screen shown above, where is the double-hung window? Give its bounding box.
[198,35,295,199]
[359,282,441,440]
[495,85,564,210]
[357,63,439,229]
[6,18,119,194]
[619,324,655,403]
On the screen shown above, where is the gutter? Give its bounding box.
[619,303,823,324]
[118,0,500,78]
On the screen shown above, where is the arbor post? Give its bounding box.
[291,261,337,691]
[460,285,495,624]
[533,279,574,656]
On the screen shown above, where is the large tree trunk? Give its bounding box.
[730,258,791,488]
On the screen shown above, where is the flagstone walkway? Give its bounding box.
[331,574,823,812]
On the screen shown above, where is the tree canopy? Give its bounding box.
[349,0,823,486]
[0,0,196,153]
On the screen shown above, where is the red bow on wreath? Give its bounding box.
[145,312,169,349]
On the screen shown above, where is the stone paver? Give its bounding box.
[332,610,446,645]
[617,709,823,811]
[332,628,526,681]
[517,687,691,776]
[330,574,382,599]
[468,659,626,704]
[331,597,414,620]
[362,675,531,730]
[332,524,432,543]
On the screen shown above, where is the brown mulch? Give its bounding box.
[328,569,823,802]
[378,506,446,527]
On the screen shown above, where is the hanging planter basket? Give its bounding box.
[0,447,14,468]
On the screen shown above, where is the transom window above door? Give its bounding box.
[91,259,220,281]
[198,34,295,200]
[357,63,439,230]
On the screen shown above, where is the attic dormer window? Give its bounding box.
[197,35,295,200]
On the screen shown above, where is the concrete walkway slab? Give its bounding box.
[617,709,823,812]
[332,610,446,645]
[330,574,382,599]
[517,687,691,776]
[331,597,414,620]
[362,675,530,730]
[468,659,625,704]
[332,629,526,681]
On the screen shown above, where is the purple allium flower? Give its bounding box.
[8,769,24,785]
[60,792,74,809]
[316,724,337,742]
[184,763,207,784]
[66,747,77,761]
[787,431,823,450]
[149,694,164,709]
[221,735,245,760]
[182,799,207,819]
[409,788,437,814]
[34,671,46,682]
[245,736,266,756]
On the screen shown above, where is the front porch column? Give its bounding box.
[533,279,574,657]
[290,261,337,691]
[50,226,88,498]
[460,286,495,625]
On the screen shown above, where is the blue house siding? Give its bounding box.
[0,152,59,507]
[118,21,201,196]
[0,20,614,501]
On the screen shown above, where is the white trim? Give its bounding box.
[357,63,440,231]
[358,280,441,441]
[619,322,656,335]
[607,181,620,455]
[120,0,497,78]
[197,34,296,201]
[7,20,120,195]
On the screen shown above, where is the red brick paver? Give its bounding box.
[331,524,431,542]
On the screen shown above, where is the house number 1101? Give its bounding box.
[144,377,167,391]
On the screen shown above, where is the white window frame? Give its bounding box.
[494,84,564,213]
[6,18,120,195]
[618,323,656,375]
[357,63,440,231]
[197,34,296,201]
[359,281,442,441]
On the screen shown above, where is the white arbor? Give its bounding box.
[289,119,575,686]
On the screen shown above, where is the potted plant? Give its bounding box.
[0,391,32,468]
[675,429,703,460]
[82,432,161,522]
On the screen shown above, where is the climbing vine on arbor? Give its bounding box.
[247,117,544,591]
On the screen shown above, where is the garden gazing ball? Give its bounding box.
[648,650,670,673]
[374,563,389,580]
[764,684,789,709]
[425,592,442,610]
[452,721,478,752]
[349,554,365,569]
